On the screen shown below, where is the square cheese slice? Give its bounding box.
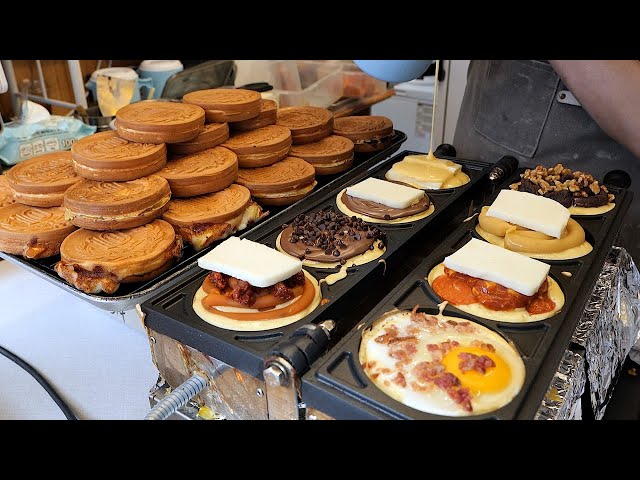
[443,238,550,296]
[486,189,570,239]
[346,177,425,209]
[198,237,303,287]
[386,155,461,189]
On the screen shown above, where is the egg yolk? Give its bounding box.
[441,346,511,394]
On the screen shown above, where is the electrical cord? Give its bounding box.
[0,344,77,420]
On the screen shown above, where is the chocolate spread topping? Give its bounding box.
[279,208,385,263]
[341,191,430,220]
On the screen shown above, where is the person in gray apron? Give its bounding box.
[454,60,640,262]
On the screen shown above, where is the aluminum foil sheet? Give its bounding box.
[571,247,640,419]
[535,350,586,420]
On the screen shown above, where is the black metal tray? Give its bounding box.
[301,176,633,419]
[0,131,407,311]
[141,149,490,378]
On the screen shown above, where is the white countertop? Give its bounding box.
[0,260,158,420]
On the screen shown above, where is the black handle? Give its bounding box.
[266,322,332,376]
[489,155,519,182]
[237,82,273,92]
[603,169,632,189]
[434,143,457,158]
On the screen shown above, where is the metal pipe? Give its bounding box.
[23,94,77,110]
[1,60,20,115]
[143,374,208,420]
[35,60,48,98]
[67,60,88,109]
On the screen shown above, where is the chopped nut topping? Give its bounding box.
[518,163,615,203]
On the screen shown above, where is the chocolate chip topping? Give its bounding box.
[280,207,385,263]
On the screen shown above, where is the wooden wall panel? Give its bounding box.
[0,60,139,120]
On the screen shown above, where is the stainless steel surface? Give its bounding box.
[535,349,586,420]
[0,251,199,312]
[571,246,640,419]
[264,364,287,387]
[263,358,299,420]
[147,329,269,419]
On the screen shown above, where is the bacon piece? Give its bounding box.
[269,281,294,301]
[413,361,445,381]
[406,325,420,336]
[448,387,473,412]
[208,271,228,291]
[392,372,407,388]
[284,271,306,288]
[434,372,461,389]
[453,322,475,334]
[471,340,496,353]
[458,352,496,374]
[426,340,460,362]
[440,340,460,353]
[395,360,411,369]
[230,279,256,307]
[410,305,439,329]
[375,325,398,344]
[388,337,418,361]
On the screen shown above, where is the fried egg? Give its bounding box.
[359,309,525,417]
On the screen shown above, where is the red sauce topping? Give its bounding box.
[432,267,555,314]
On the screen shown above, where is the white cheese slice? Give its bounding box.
[197,237,303,287]
[486,190,570,239]
[346,177,424,209]
[385,155,460,189]
[443,238,550,296]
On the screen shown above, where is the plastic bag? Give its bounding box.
[0,115,96,166]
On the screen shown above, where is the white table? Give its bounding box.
[0,260,158,420]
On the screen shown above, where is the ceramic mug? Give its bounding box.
[137,60,184,99]
[85,67,154,103]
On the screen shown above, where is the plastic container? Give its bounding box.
[341,63,387,97]
[268,61,343,108]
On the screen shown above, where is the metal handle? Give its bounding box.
[263,320,336,420]
[489,155,519,182]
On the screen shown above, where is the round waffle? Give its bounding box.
[72,130,167,181]
[0,203,76,258]
[168,122,230,155]
[159,146,238,197]
[232,99,277,131]
[183,88,262,123]
[63,175,171,230]
[116,101,205,144]
[54,219,182,294]
[236,156,316,206]
[289,135,354,175]
[6,151,81,207]
[222,125,292,168]
[276,106,334,144]
[333,115,394,152]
